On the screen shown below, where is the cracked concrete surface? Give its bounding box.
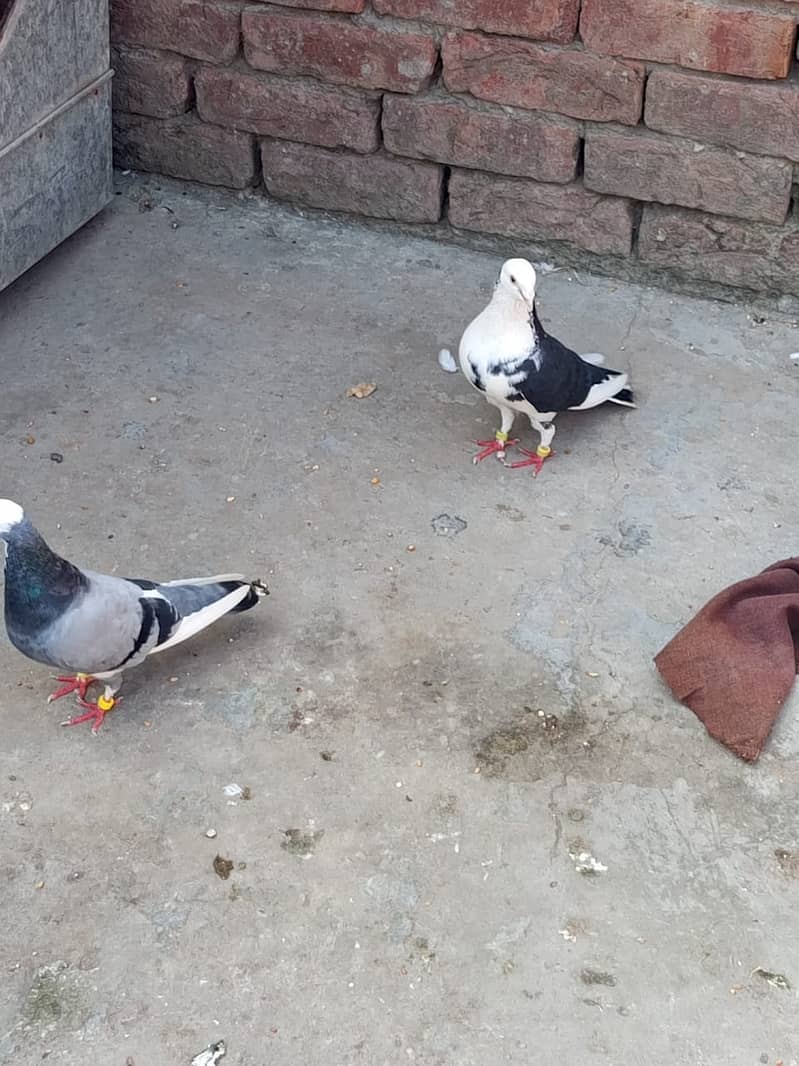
[1,175,798,1064]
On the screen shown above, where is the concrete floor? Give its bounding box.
[1,175,798,1066]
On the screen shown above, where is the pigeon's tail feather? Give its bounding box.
[159,573,267,612]
[228,579,269,613]
[437,348,458,373]
[581,352,605,366]
[569,368,634,412]
[608,387,636,408]
[161,572,247,588]
[147,577,267,655]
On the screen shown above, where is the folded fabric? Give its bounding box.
[655,558,799,761]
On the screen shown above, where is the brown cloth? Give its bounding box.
[655,558,799,761]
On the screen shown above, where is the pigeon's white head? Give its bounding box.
[497,258,537,310]
[0,500,25,537]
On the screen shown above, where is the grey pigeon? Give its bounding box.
[0,500,267,732]
[459,258,635,475]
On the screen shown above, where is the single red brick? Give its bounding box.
[373,0,579,44]
[639,204,799,295]
[581,0,796,79]
[383,94,578,183]
[442,32,644,125]
[448,170,635,256]
[585,128,792,224]
[645,69,799,162]
[243,9,437,92]
[110,0,241,64]
[247,0,365,10]
[196,67,380,153]
[112,47,191,118]
[113,113,256,188]
[261,141,444,222]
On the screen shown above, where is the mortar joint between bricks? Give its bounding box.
[440,164,452,221]
[629,199,645,258]
[251,135,264,191]
[430,45,444,88]
[376,91,385,150]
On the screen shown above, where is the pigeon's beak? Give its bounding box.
[521,285,535,310]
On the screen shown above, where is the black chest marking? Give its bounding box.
[469,360,486,392]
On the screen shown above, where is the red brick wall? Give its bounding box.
[110,0,799,296]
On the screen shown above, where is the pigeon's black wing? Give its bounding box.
[511,307,628,413]
[127,575,267,655]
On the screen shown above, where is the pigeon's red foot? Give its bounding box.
[508,445,553,476]
[473,434,518,464]
[61,693,119,735]
[47,673,94,704]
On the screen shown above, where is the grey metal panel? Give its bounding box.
[0,0,109,149]
[0,80,113,292]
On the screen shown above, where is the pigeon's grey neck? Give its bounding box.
[3,519,88,621]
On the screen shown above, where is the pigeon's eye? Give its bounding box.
[509,275,516,284]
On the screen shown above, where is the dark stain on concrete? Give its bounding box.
[474,708,588,778]
[581,968,617,987]
[281,828,325,856]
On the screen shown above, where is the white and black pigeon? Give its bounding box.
[458,258,635,475]
[0,500,267,733]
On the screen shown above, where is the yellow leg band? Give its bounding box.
[536,446,552,458]
[495,431,509,443]
[97,694,115,712]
